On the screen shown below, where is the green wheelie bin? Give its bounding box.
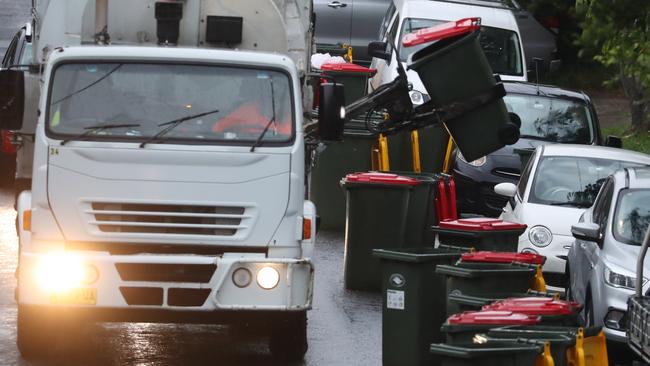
[435,261,537,316]
[373,247,468,366]
[429,341,543,366]
[431,218,527,252]
[320,63,376,105]
[482,297,582,326]
[341,172,432,290]
[441,310,541,344]
[447,291,557,315]
[405,18,519,162]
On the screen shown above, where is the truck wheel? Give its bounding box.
[269,311,308,362]
[17,305,55,359]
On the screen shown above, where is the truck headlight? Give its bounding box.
[257,266,280,290]
[604,266,646,290]
[232,267,252,288]
[34,253,98,292]
[409,90,425,105]
[529,226,552,247]
[458,152,487,167]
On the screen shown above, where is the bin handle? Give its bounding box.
[636,226,650,296]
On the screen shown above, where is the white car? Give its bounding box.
[494,144,650,289]
[369,0,527,105]
[567,167,650,346]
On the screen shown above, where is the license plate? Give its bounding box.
[51,288,97,305]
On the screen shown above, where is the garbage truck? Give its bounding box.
[0,0,347,360]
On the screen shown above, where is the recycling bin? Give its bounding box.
[429,341,543,366]
[320,63,376,105]
[390,171,439,246]
[310,129,374,230]
[374,247,468,366]
[460,251,547,292]
[435,261,537,315]
[482,297,582,326]
[432,218,527,252]
[340,172,420,290]
[447,291,557,314]
[387,124,450,174]
[406,19,519,162]
[441,310,541,344]
[487,325,608,366]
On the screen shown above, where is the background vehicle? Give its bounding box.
[567,167,650,359]
[453,81,621,217]
[2,0,334,360]
[314,0,392,65]
[369,0,527,105]
[495,144,650,289]
[0,22,33,186]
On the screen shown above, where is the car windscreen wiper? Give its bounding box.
[139,108,220,148]
[549,201,591,208]
[519,134,556,142]
[250,78,278,153]
[60,123,141,145]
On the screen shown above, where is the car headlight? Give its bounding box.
[458,152,487,167]
[604,266,647,290]
[257,266,280,290]
[528,226,553,247]
[34,253,98,292]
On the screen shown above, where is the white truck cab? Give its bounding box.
[1,0,336,361]
[370,0,527,105]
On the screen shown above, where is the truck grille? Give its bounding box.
[87,202,249,236]
[115,263,217,283]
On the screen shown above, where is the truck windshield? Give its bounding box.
[398,18,523,76]
[614,189,650,246]
[47,63,294,145]
[505,94,594,144]
[529,156,640,207]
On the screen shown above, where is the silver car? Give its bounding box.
[567,167,650,345]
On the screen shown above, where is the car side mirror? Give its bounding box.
[494,182,517,198]
[0,69,24,130]
[606,135,622,148]
[549,59,562,73]
[318,82,346,141]
[571,222,601,242]
[368,41,391,61]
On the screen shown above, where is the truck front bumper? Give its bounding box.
[18,251,314,319]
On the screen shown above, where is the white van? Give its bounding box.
[370,0,527,105]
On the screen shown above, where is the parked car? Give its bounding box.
[567,167,650,348]
[369,0,527,106]
[314,0,392,66]
[0,22,32,185]
[453,81,622,217]
[494,144,650,289]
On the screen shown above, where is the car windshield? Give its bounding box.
[398,18,523,76]
[47,63,294,145]
[504,94,594,144]
[530,156,640,207]
[614,189,650,246]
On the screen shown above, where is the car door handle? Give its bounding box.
[327,1,347,9]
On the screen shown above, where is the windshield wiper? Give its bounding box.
[60,123,141,145]
[549,201,591,208]
[139,108,220,148]
[519,134,555,142]
[250,78,277,152]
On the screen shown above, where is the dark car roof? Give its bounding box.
[503,81,590,103]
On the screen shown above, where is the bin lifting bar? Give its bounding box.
[535,341,555,366]
[565,328,608,366]
[410,130,421,173]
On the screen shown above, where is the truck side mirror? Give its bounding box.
[605,135,622,148]
[368,41,391,61]
[318,82,346,141]
[0,70,24,130]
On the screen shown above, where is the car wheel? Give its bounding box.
[269,311,308,362]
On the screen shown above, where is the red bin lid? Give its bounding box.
[461,251,546,265]
[344,172,420,186]
[402,17,481,47]
[447,311,541,325]
[483,297,583,316]
[321,63,377,76]
[439,218,527,231]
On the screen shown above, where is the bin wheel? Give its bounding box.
[17,305,60,359]
[269,311,308,362]
[498,122,520,145]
